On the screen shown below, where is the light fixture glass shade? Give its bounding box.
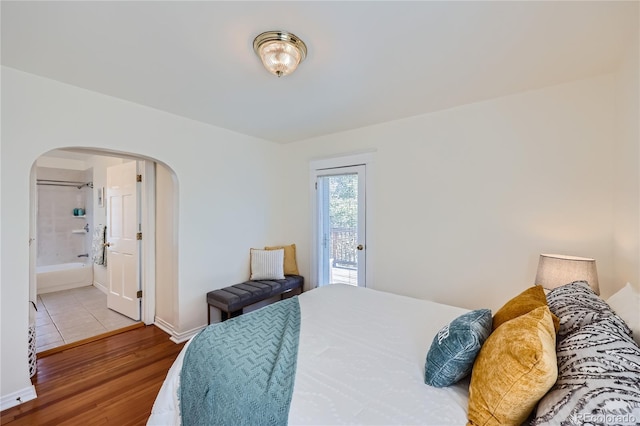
[535,253,600,295]
[253,31,307,77]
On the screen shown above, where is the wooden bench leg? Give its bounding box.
[220,310,242,322]
[208,306,239,323]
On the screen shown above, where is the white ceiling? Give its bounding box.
[2,1,638,144]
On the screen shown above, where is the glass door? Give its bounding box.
[315,165,366,287]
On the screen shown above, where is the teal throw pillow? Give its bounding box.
[424,309,492,387]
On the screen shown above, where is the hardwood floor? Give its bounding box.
[0,325,185,426]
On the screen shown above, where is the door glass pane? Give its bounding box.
[320,173,358,286]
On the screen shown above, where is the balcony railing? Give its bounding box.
[331,227,357,270]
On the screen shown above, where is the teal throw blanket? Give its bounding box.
[180,297,301,426]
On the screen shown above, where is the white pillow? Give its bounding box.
[607,282,640,346]
[250,248,285,280]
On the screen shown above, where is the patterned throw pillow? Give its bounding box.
[424,309,492,388]
[545,281,632,341]
[250,248,285,280]
[533,317,640,425]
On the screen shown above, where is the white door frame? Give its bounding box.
[139,161,156,325]
[309,152,374,290]
[316,165,366,286]
[121,160,156,325]
[28,165,38,323]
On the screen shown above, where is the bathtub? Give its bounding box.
[36,262,93,294]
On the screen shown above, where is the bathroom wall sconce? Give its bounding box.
[535,253,600,295]
[253,31,307,77]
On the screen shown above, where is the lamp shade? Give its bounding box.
[535,254,599,295]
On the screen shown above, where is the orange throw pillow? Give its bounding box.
[265,244,299,276]
[467,305,558,426]
[492,285,559,332]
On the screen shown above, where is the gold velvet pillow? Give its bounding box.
[265,244,299,276]
[492,285,559,332]
[467,305,558,426]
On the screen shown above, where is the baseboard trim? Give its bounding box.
[93,281,108,294]
[170,326,203,344]
[154,318,203,344]
[0,385,37,411]
[152,317,174,338]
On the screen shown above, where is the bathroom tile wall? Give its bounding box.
[37,167,93,266]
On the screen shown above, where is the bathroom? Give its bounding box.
[33,150,139,354]
[36,165,94,294]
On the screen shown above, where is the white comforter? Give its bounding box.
[148,284,470,425]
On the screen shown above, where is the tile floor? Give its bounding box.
[36,286,139,352]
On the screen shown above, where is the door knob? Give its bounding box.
[357,244,364,251]
[103,242,111,247]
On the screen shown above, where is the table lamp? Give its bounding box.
[535,253,599,295]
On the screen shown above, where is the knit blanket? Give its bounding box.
[180,297,301,426]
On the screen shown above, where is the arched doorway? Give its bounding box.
[29,148,178,356]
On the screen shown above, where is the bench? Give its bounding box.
[206,275,304,324]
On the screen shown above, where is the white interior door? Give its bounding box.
[315,165,366,287]
[106,161,140,320]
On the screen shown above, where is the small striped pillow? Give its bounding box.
[250,248,285,280]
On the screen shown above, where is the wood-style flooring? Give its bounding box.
[0,325,185,426]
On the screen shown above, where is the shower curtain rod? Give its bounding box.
[36,179,93,189]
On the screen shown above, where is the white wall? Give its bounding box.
[612,31,640,293]
[284,74,619,311]
[155,162,179,328]
[1,67,285,403]
[36,156,88,171]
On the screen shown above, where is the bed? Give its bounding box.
[148,281,640,426]
[148,284,471,425]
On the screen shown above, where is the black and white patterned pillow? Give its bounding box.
[532,316,640,425]
[545,281,632,341]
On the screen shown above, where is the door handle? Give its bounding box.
[103,242,111,247]
[357,244,364,251]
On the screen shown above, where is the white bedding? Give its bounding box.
[148,284,470,425]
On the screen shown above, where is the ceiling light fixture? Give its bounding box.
[253,31,307,77]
